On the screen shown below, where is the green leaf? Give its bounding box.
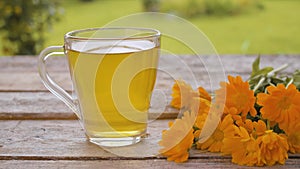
[272,123,285,134]
[293,70,300,89]
[271,77,285,85]
[251,67,274,79]
[251,56,260,77]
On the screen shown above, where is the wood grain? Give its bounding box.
[0,55,299,168]
[0,92,178,120]
[1,120,299,159]
[0,120,188,158]
[1,159,300,169]
[0,120,299,168]
[1,55,298,119]
[1,55,299,73]
[0,55,299,91]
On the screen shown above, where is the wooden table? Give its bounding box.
[0,55,299,168]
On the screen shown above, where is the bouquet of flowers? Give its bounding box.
[159,56,300,166]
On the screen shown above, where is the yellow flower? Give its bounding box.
[193,129,201,139]
[285,122,300,153]
[257,130,289,166]
[253,120,267,137]
[257,84,300,131]
[189,97,211,116]
[198,86,211,102]
[222,125,261,166]
[197,114,234,152]
[159,111,196,163]
[170,80,198,109]
[194,112,208,132]
[215,76,257,119]
[237,118,254,134]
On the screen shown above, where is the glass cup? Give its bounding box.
[38,27,161,147]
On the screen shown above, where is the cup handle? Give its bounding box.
[38,46,80,119]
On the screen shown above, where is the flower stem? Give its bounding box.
[286,78,294,88]
[266,120,271,130]
[253,77,265,93]
[267,64,288,77]
[253,64,289,93]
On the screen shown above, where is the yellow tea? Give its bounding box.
[67,41,159,139]
[39,28,161,147]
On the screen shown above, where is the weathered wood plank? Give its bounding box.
[0,92,178,120]
[0,72,72,92]
[1,54,299,119]
[0,120,167,158]
[0,71,248,92]
[0,55,299,91]
[0,56,69,72]
[0,120,299,168]
[1,159,300,169]
[0,55,299,168]
[1,120,299,158]
[0,92,74,119]
[0,55,299,73]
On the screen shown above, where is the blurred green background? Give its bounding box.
[0,0,299,55]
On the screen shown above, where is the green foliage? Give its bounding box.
[248,56,300,134]
[292,70,300,90]
[143,0,160,12]
[159,0,264,18]
[37,0,300,54]
[0,0,62,55]
[249,56,300,95]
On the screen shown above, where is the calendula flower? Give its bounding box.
[257,130,289,166]
[253,120,267,137]
[194,112,208,131]
[236,118,254,134]
[195,102,224,143]
[170,80,198,109]
[284,122,300,153]
[170,80,211,112]
[159,111,196,163]
[193,129,201,139]
[198,86,212,102]
[161,57,300,166]
[257,84,300,131]
[193,113,209,141]
[222,125,261,166]
[196,114,234,152]
[189,97,211,116]
[215,76,257,119]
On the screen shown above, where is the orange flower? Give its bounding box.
[170,80,198,109]
[189,97,211,116]
[193,106,212,139]
[253,120,267,137]
[159,111,196,163]
[194,112,208,132]
[197,114,234,152]
[257,130,289,166]
[215,76,257,119]
[198,86,211,102]
[237,118,254,134]
[284,122,300,153]
[235,119,268,139]
[257,84,300,131]
[222,125,261,166]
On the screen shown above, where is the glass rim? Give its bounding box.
[65,27,161,40]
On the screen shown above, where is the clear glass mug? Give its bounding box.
[38,27,161,147]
